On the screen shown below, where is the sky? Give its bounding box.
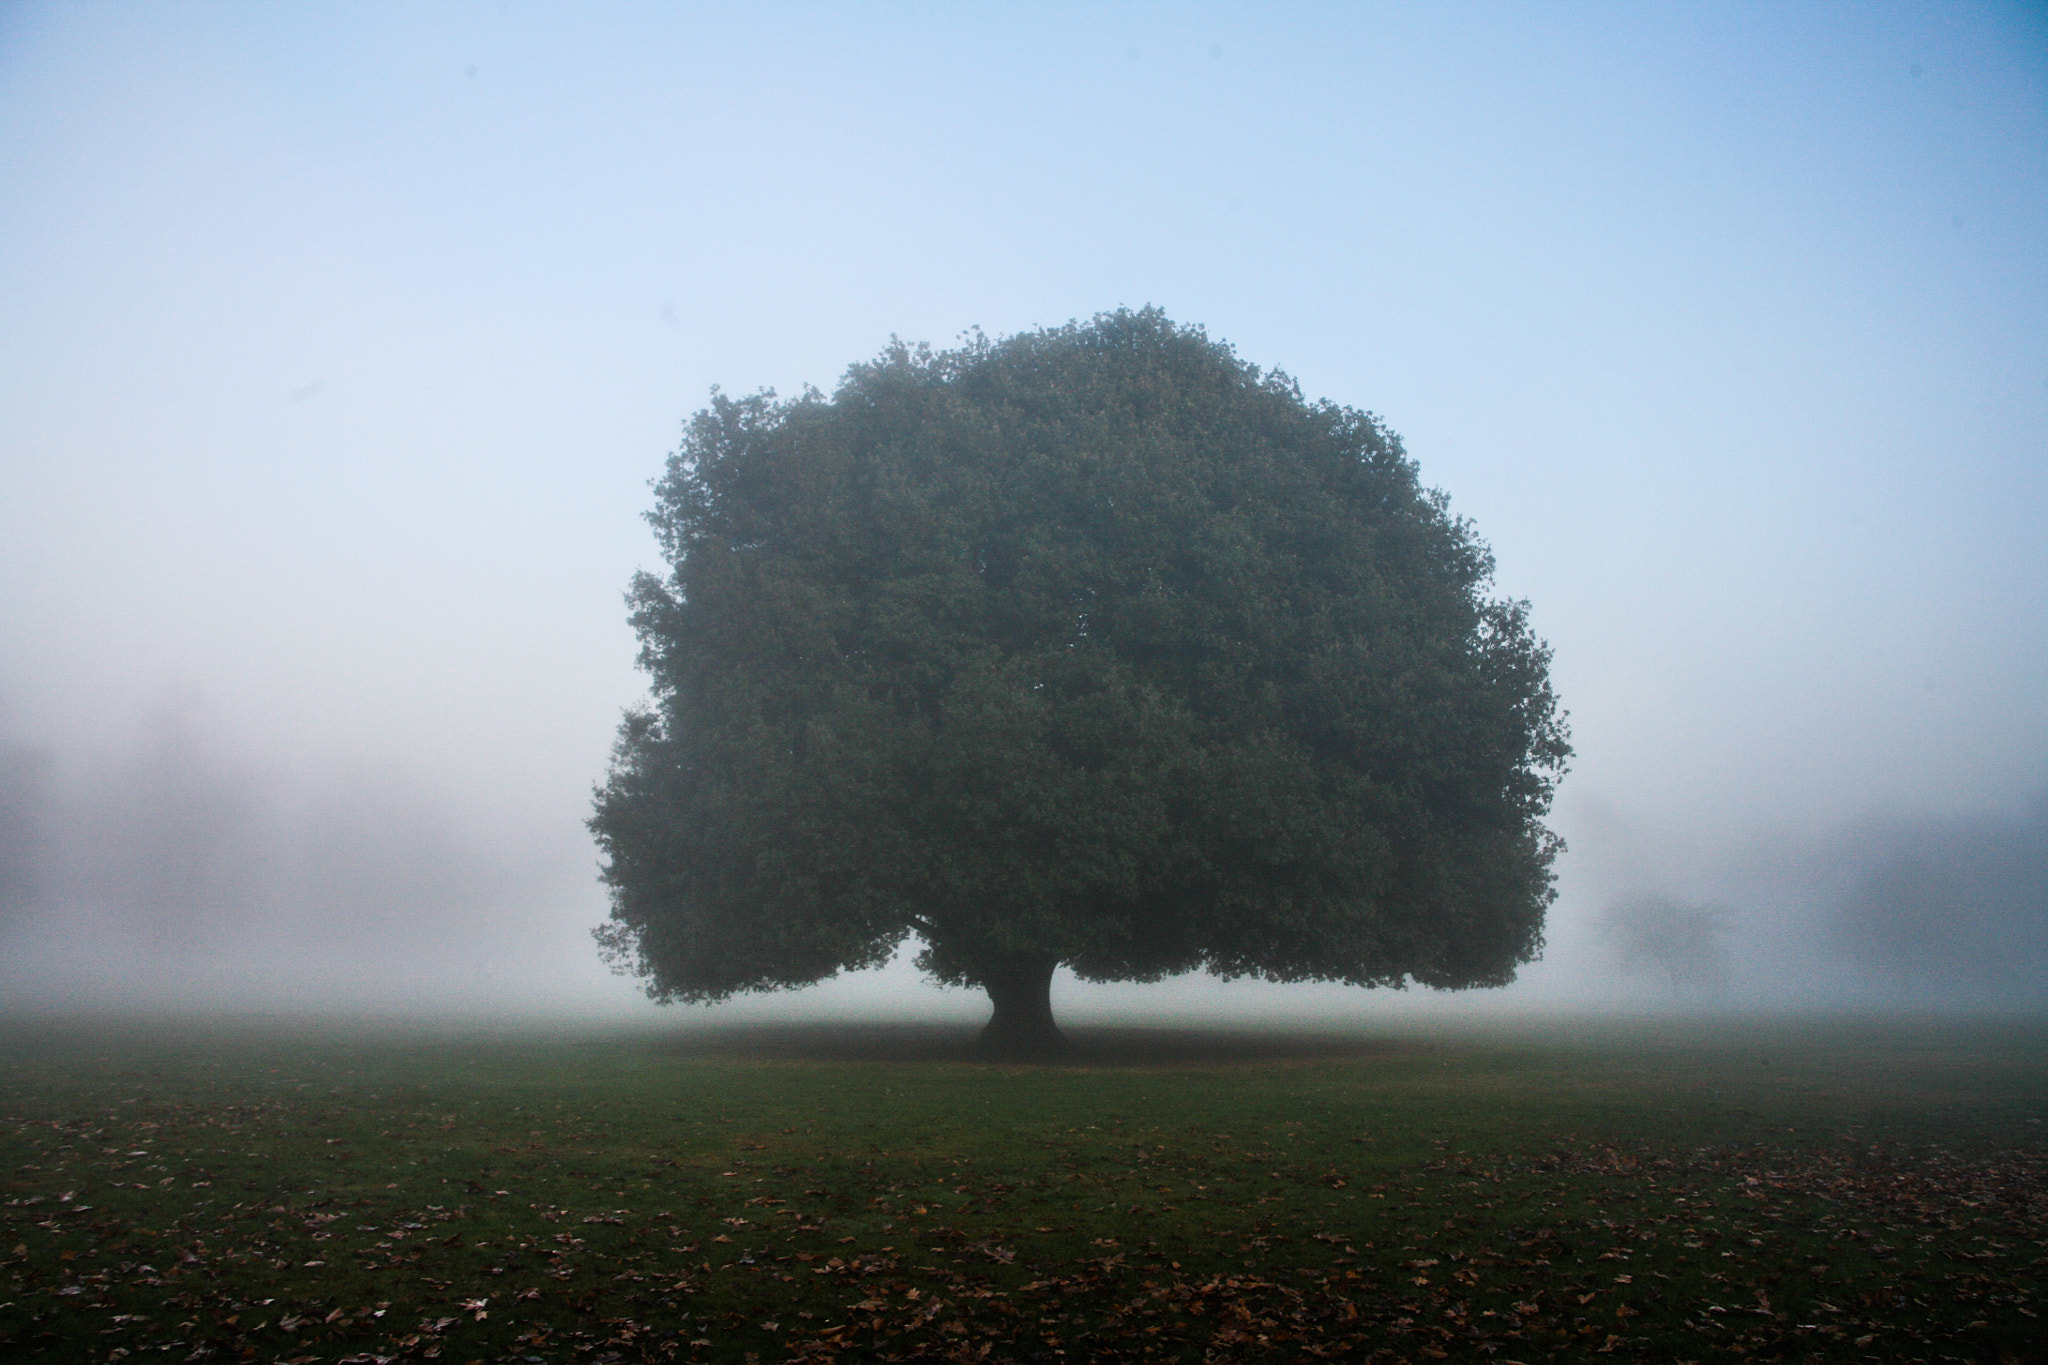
[2,1,2043,1018]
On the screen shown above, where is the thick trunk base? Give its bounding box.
[976,956,1071,1061]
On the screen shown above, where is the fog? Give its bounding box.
[0,695,606,1013]
[3,3,2043,1021]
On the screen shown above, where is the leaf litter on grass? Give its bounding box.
[2,1018,2044,1363]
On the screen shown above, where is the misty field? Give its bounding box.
[1,1014,2043,1364]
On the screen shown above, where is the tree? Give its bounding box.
[1597,891,1728,997]
[591,310,1570,1057]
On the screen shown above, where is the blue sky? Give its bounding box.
[2,2,2043,1012]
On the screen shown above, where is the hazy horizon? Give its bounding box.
[4,2,2043,1020]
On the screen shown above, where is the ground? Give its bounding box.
[1,1012,2042,1362]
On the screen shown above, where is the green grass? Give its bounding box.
[2,1012,2043,1363]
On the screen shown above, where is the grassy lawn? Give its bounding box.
[1,1011,2042,1363]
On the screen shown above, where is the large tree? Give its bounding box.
[591,310,1569,1056]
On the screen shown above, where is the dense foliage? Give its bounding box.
[591,310,1569,1044]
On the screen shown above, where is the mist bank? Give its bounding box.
[0,697,626,1015]
[2,695,2043,1018]
[1537,789,2048,1011]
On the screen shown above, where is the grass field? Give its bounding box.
[1,1011,2042,1363]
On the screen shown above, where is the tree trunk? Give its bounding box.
[976,956,1070,1060]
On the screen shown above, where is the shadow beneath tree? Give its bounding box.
[655,1020,1428,1067]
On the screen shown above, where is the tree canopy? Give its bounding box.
[591,309,1570,1054]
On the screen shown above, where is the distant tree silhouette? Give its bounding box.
[1598,891,1727,996]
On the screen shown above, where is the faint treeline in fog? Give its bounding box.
[1655,792,2048,1010]
[65,704,267,950]
[1826,800,2048,999]
[1453,786,2046,1009]
[0,738,53,939]
[0,699,575,1010]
